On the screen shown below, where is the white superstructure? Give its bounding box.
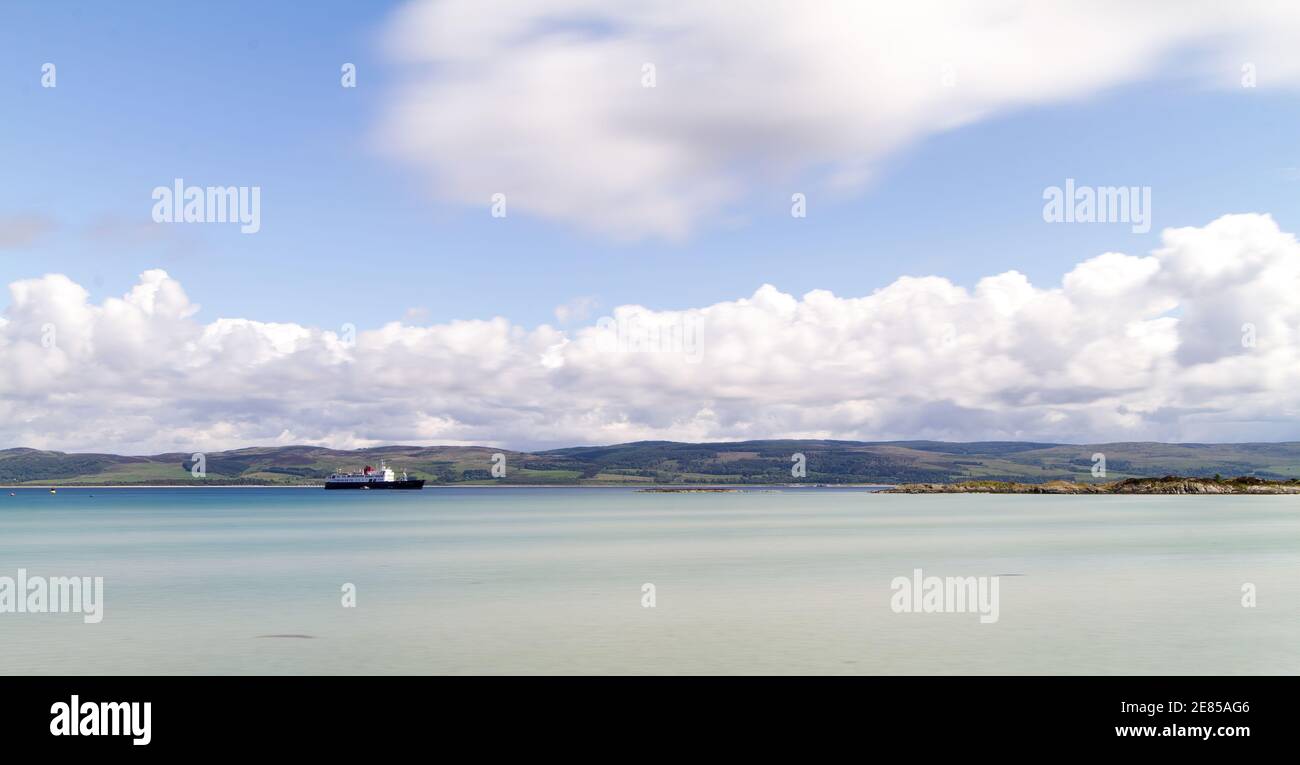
[327,460,404,484]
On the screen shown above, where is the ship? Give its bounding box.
[324,460,425,490]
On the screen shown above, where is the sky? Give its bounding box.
[2,0,1300,453]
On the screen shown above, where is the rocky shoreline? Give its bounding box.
[885,476,1300,494]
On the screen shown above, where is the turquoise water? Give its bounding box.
[0,487,1297,675]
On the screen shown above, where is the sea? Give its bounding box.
[1,486,1297,675]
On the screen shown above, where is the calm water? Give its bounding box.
[0,487,1297,675]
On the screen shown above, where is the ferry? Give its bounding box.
[324,461,425,490]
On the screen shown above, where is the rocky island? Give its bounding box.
[885,476,1300,494]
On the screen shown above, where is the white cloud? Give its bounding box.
[2,214,1299,452]
[376,0,1300,238]
[554,295,599,324]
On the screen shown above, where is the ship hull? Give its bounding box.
[324,479,425,490]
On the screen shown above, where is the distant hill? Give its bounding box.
[4,440,1300,486]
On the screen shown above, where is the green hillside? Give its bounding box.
[4,440,1300,486]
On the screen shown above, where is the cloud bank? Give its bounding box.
[2,214,1299,453]
[378,0,1300,238]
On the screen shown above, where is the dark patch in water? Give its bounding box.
[255,634,315,639]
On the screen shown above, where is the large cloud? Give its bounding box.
[2,214,1298,452]
[377,0,1300,238]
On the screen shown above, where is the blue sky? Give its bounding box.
[4,1,1300,452]
[4,1,1298,330]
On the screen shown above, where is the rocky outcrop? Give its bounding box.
[885,476,1300,494]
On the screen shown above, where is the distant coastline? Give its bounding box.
[2,482,895,490]
[1,484,319,489]
[9,477,1300,494]
[5,440,1300,488]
